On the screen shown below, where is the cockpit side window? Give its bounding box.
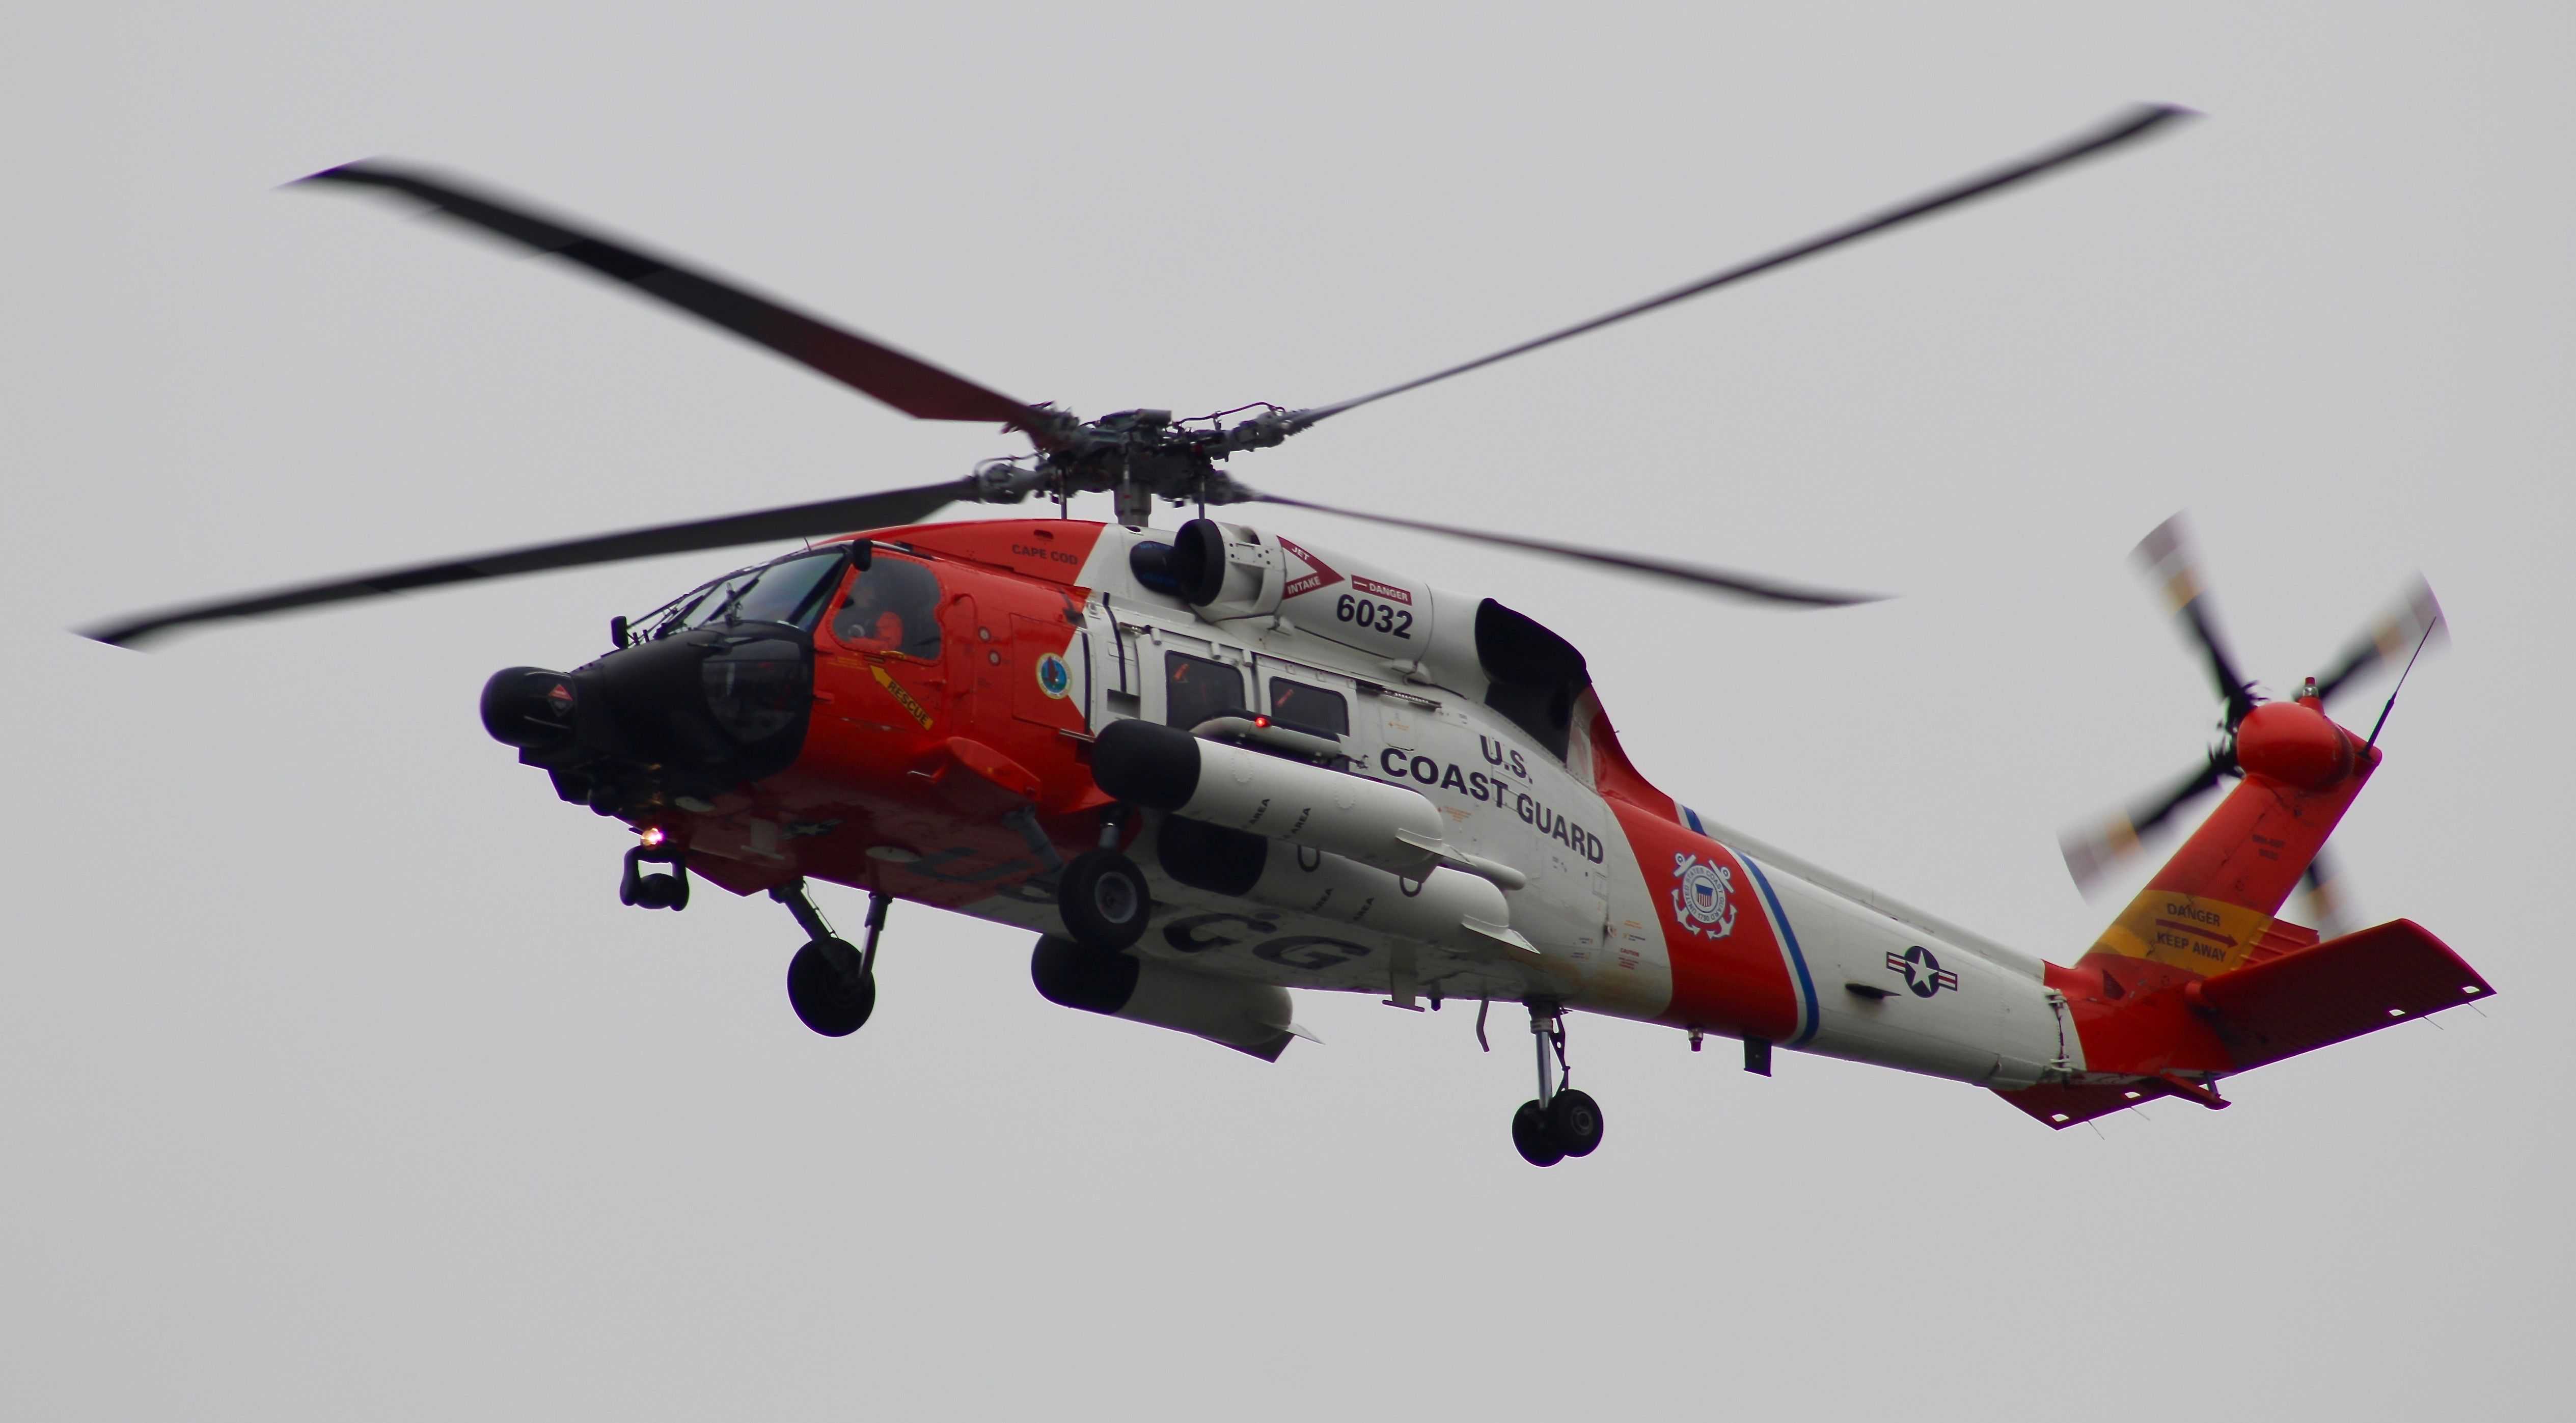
[828,556,944,661]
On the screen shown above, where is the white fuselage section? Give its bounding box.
[953,521,2077,1092]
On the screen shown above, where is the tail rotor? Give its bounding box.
[2056,513,2445,911]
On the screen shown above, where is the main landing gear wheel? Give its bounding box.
[1057,848,1149,951]
[1546,1088,1605,1158]
[787,936,876,1037]
[1512,1100,1565,1167]
[1510,999,1605,1166]
[769,879,891,1038]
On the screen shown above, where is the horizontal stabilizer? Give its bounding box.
[1996,1078,2204,1129]
[2189,918,2491,1071]
[1996,919,2491,1130]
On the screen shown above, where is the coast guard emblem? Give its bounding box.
[1670,853,1738,939]
[1036,652,1072,699]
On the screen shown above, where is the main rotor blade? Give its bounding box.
[2059,752,2230,892]
[1285,103,2191,429]
[2132,512,2257,728]
[1243,491,1882,607]
[2313,574,2445,704]
[297,162,1063,440]
[82,478,975,647]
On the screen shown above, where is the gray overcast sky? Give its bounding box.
[5,4,2566,1419]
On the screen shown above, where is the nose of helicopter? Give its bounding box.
[480,665,582,749]
[478,626,817,813]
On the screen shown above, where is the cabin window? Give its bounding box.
[1266,677,1349,737]
[1164,651,1247,728]
[828,556,944,661]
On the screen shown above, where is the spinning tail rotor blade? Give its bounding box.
[2132,512,2258,728]
[2313,574,2446,704]
[296,162,1064,440]
[2299,849,2353,941]
[1242,491,1884,607]
[2061,518,2436,898]
[1283,104,2192,430]
[81,478,979,647]
[2058,752,2231,892]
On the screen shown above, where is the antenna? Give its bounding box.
[2366,621,2444,749]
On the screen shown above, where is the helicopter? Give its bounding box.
[86,104,2492,1165]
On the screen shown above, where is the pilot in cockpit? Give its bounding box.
[831,557,943,660]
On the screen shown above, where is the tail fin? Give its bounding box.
[1999,696,2495,1128]
[2084,697,2373,985]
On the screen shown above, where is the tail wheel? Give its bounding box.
[786,936,876,1037]
[1057,849,1150,951]
[1546,1089,1604,1157]
[629,872,687,910]
[1512,1100,1565,1167]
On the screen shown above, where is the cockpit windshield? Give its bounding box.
[654,550,847,637]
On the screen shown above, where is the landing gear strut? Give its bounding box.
[1512,999,1604,1166]
[773,879,887,1037]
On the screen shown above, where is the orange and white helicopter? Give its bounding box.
[89,105,2490,1164]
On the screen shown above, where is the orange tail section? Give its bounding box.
[2085,697,2374,990]
[1999,697,2495,1128]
